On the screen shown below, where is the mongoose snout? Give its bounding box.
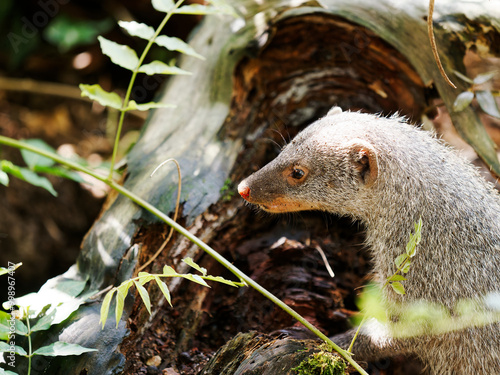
[238,106,500,374]
[238,164,318,213]
[237,181,250,201]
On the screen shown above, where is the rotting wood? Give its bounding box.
[24,1,500,374]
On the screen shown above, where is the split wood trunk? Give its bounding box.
[25,1,500,374]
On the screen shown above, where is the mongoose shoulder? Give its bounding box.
[238,107,500,375]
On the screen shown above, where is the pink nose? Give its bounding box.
[238,182,250,200]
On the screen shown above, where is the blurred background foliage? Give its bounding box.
[0,0,200,97]
[0,0,202,300]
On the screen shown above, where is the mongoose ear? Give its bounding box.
[347,140,379,188]
[326,106,343,116]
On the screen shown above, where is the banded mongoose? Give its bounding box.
[237,107,500,374]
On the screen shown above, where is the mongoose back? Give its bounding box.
[238,107,500,374]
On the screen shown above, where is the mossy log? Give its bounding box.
[200,332,333,375]
[22,1,500,374]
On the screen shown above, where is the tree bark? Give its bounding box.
[22,1,500,374]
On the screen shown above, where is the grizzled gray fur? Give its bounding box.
[238,107,500,374]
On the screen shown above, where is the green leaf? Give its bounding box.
[19,170,57,196]
[453,91,474,112]
[20,139,56,169]
[387,274,406,282]
[33,165,84,183]
[54,277,88,297]
[100,289,115,329]
[174,4,220,15]
[0,341,11,352]
[0,263,22,276]
[32,341,97,356]
[0,366,20,375]
[354,283,387,324]
[126,100,176,112]
[137,272,156,286]
[203,275,242,287]
[390,282,405,295]
[31,309,57,332]
[182,274,210,287]
[0,311,11,340]
[98,36,139,71]
[0,266,9,277]
[406,220,422,257]
[162,265,178,276]
[80,83,123,110]
[155,35,205,59]
[138,61,191,76]
[207,0,239,17]
[114,295,124,329]
[414,218,423,236]
[410,219,422,256]
[118,21,155,40]
[0,170,9,186]
[134,281,151,314]
[405,236,416,257]
[394,254,407,269]
[1,161,57,196]
[154,277,172,307]
[473,71,497,85]
[50,299,86,326]
[454,70,473,84]
[7,276,91,327]
[44,15,112,53]
[476,91,500,118]
[183,257,207,276]
[115,280,132,328]
[13,319,28,336]
[152,0,175,12]
[0,341,27,356]
[401,260,411,273]
[406,234,421,258]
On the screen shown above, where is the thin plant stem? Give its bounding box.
[383,256,410,289]
[348,313,368,353]
[138,158,182,272]
[26,311,32,375]
[428,0,456,89]
[0,136,367,374]
[107,0,185,180]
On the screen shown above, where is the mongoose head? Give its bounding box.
[238,107,379,217]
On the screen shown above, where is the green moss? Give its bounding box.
[220,178,235,201]
[293,349,347,375]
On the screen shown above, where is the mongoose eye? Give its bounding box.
[284,165,309,185]
[291,168,305,180]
